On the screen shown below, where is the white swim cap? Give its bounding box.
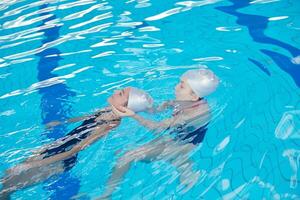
[127,87,153,112]
[182,69,219,97]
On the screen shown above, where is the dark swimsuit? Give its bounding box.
[172,123,208,145]
[171,99,208,145]
[41,109,120,171]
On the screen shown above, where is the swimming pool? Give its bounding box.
[0,0,299,199]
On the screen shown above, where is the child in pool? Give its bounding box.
[0,87,153,200]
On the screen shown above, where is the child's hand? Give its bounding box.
[112,105,135,117]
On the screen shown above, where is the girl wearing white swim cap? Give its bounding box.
[176,68,219,100]
[108,87,153,113]
[0,87,153,199]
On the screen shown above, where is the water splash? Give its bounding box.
[283,149,300,189]
[275,110,300,140]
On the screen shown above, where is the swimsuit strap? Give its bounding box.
[94,108,113,117]
[94,118,121,126]
[82,108,115,122]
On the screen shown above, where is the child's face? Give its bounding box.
[108,87,131,108]
[175,78,198,101]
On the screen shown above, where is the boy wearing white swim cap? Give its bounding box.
[0,87,153,199]
[100,69,219,199]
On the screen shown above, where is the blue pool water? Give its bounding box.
[0,0,300,199]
